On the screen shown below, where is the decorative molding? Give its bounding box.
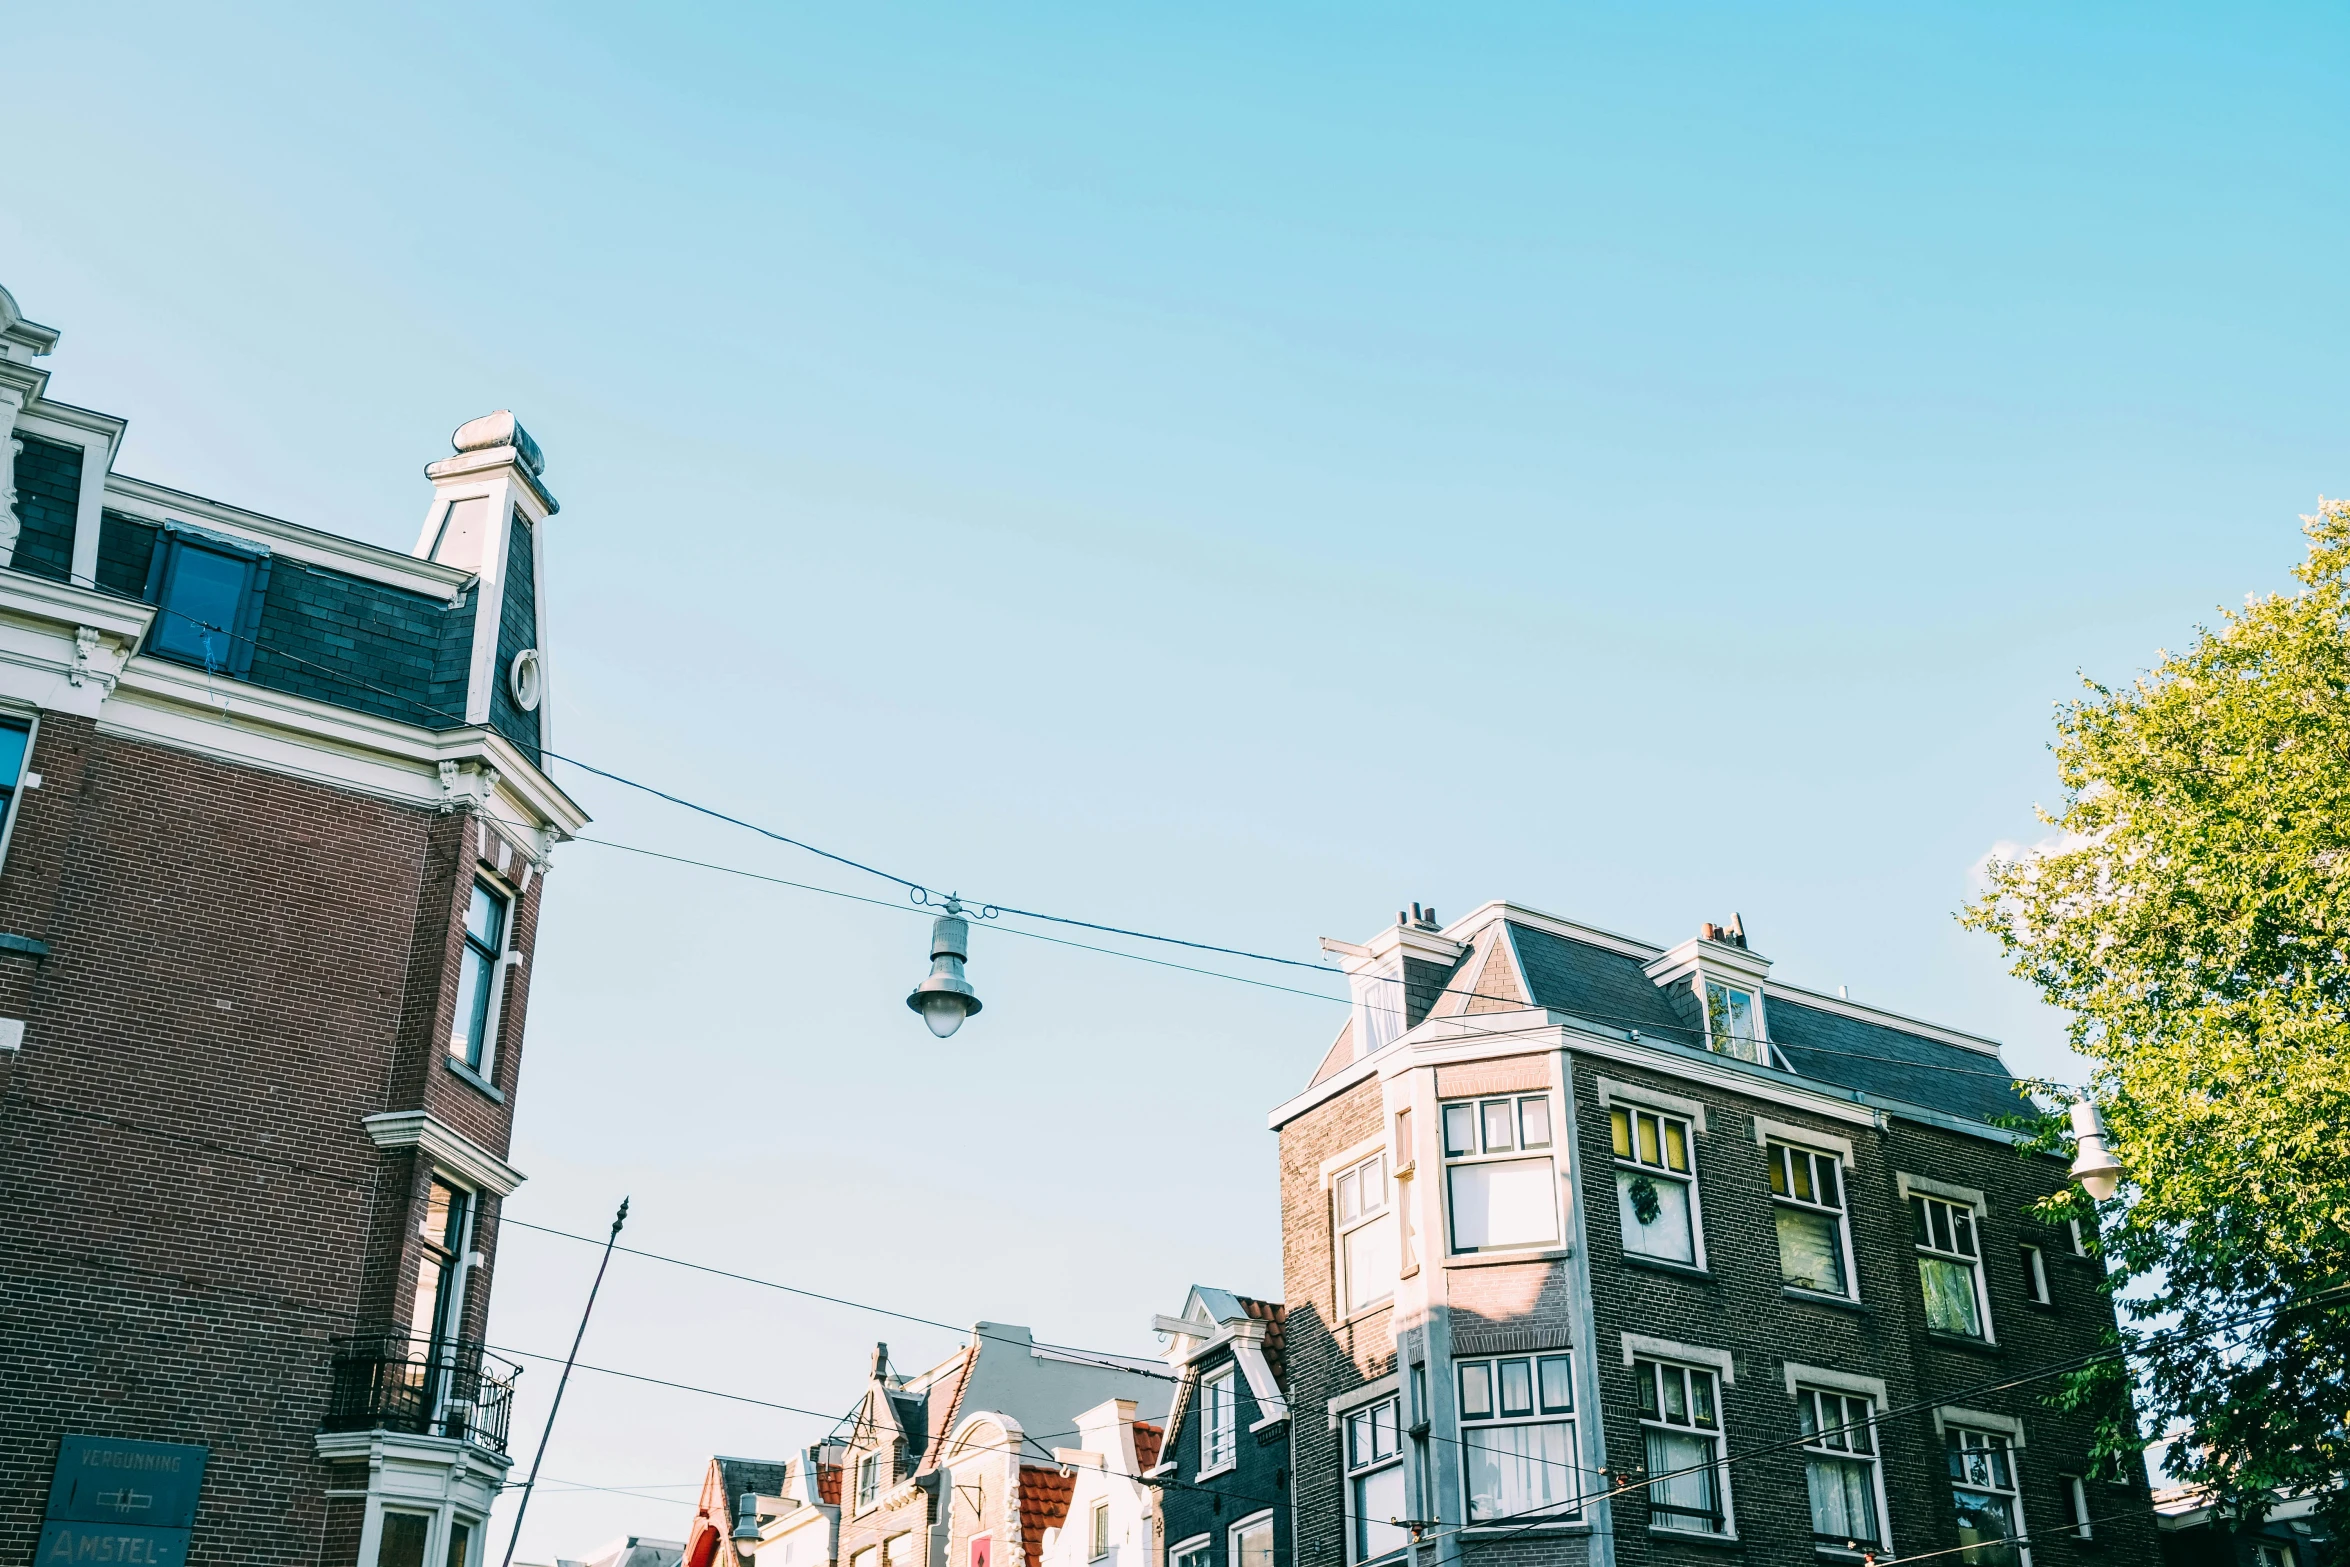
[1932,1406,2027,1444]
[1620,1333,1735,1384]
[1781,1363,1888,1402]
[1897,1172,1988,1214]
[1750,1115,1855,1161]
[1326,1372,1401,1430]
[1594,1076,1710,1133]
[362,1110,525,1196]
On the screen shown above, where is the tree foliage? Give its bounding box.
[1964,501,2350,1529]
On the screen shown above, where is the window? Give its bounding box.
[1231,1514,1273,1567]
[1090,1504,1110,1559]
[1913,1195,1989,1338]
[449,879,511,1074]
[856,1453,881,1510]
[142,523,271,676]
[854,1548,878,1567]
[2065,1475,2092,1540]
[2067,1217,2090,1256]
[1704,980,1764,1062]
[1353,960,1404,1056]
[1443,1095,1560,1253]
[379,1512,433,1567]
[1457,1354,1580,1524]
[1334,1152,1398,1312]
[1611,1106,1697,1265]
[2021,1245,2050,1305]
[445,1518,474,1567]
[1635,1359,1727,1536]
[2253,1545,2298,1567]
[1344,1396,1407,1564]
[885,1534,913,1567]
[1947,1428,2024,1566]
[410,1178,472,1353]
[1795,1387,1883,1552]
[1169,1540,1208,1567]
[1768,1142,1851,1296]
[0,716,31,851]
[1201,1367,1238,1472]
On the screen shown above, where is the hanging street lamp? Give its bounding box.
[2067,1099,2127,1201]
[907,897,983,1038]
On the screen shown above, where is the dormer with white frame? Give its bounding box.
[1642,916,1783,1067]
[1320,904,1467,1064]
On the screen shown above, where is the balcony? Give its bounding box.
[324,1333,520,1455]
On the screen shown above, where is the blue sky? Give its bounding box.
[7,2,2345,1552]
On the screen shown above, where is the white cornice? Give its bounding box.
[362,1110,525,1196]
[17,395,127,470]
[104,474,475,602]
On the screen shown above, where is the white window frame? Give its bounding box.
[855,1451,881,1512]
[1227,1510,1275,1567]
[1167,1535,1211,1567]
[449,872,517,1080]
[2021,1243,2050,1305]
[2252,1544,2297,1567]
[1198,1366,1239,1478]
[1944,1424,2030,1567]
[1454,1352,1582,1526]
[1352,959,1404,1058]
[1088,1502,1109,1561]
[1334,1150,1397,1315]
[1793,1384,1891,1556]
[1909,1189,1995,1342]
[1341,1393,1408,1566]
[0,708,39,877]
[2065,1474,2093,1540]
[1702,977,1768,1063]
[1440,1091,1562,1257]
[1766,1139,1857,1300]
[1632,1356,1733,1538]
[1609,1102,1706,1270]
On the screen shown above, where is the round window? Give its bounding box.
[508,648,543,712]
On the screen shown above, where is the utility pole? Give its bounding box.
[501,1197,629,1567]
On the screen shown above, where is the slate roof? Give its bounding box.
[1503,921,2031,1127]
[714,1456,791,1509]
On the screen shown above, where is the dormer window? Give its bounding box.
[1704,982,1763,1063]
[1352,960,1403,1057]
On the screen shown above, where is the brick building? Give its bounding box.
[1274,902,2159,1567]
[0,282,586,1565]
[1147,1288,1290,1567]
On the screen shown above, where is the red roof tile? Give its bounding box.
[1132,1422,1163,1474]
[817,1464,844,1506]
[1236,1297,1288,1387]
[1019,1465,1075,1565]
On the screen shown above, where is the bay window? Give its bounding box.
[1334,1151,1398,1312]
[1457,1354,1580,1524]
[1768,1142,1852,1297]
[1635,1358,1728,1536]
[1912,1194,1990,1338]
[1795,1386,1884,1553]
[1443,1093,1560,1254]
[1344,1396,1407,1564]
[1611,1106,1698,1265]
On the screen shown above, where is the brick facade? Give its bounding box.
[0,717,548,1564]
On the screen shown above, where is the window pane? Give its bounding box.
[1464,1420,1577,1523]
[1536,1356,1573,1414]
[1776,1206,1848,1295]
[1644,1429,1720,1532]
[1952,1210,1976,1257]
[1690,1370,1716,1428]
[1637,1113,1661,1166]
[1482,1100,1514,1152]
[1660,1366,1686,1422]
[1815,1158,1840,1208]
[1518,1097,1552,1149]
[1449,1158,1559,1251]
[1236,1520,1273,1567]
[1351,1464,1407,1562]
[1662,1120,1689,1173]
[1444,1104,1477,1157]
[154,545,251,668]
[1789,1151,1814,1203]
[1497,1359,1533,1417]
[0,721,28,798]
[1768,1147,1788,1196]
[1609,1107,1631,1158]
[1344,1215,1398,1312]
[445,1519,473,1567]
[1358,1157,1385,1214]
[1459,1362,1493,1420]
[451,944,495,1069]
[1911,1196,1931,1245]
[1337,1171,1359,1224]
[2021,1246,2047,1302]
[379,1513,433,1567]
[465,882,504,949]
[1616,1169,1694,1264]
[1807,1457,1880,1546]
[1921,1257,1983,1336]
[1952,1489,2021,1566]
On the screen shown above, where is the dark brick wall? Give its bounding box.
[1160,1344,1291,1567]
[11,434,83,582]
[0,716,545,1565]
[489,514,540,763]
[1568,1053,2160,1567]
[249,558,476,728]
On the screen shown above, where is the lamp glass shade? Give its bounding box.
[921,992,970,1038]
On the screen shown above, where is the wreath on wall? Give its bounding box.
[1628,1174,1662,1225]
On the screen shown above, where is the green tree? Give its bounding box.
[1965,501,2350,1534]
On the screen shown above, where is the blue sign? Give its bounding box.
[36,1522,191,1565]
[44,1437,207,1544]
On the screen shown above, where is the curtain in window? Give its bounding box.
[1351,1465,1407,1561]
[1450,1158,1558,1251]
[1463,1422,1575,1522]
[1776,1207,1846,1293]
[1805,1456,1878,1545]
[1616,1171,1694,1263]
[1345,1216,1399,1311]
[1920,1257,1982,1335]
[1644,1430,1719,1530]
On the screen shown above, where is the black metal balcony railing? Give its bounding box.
[324,1333,520,1455]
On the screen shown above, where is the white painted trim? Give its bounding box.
[1933,1407,2027,1445]
[1594,1076,1710,1134]
[1320,1134,1391,1188]
[1780,1364,1888,1402]
[1898,1173,1988,1213]
[1750,1116,1855,1161]
[1619,1334,1734,1384]
[1327,1373,1402,1431]
[1165,1536,1212,1562]
[362,1111,526,1196]
[104,473,476,601]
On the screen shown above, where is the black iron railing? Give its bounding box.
[324,1333,520,1454]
